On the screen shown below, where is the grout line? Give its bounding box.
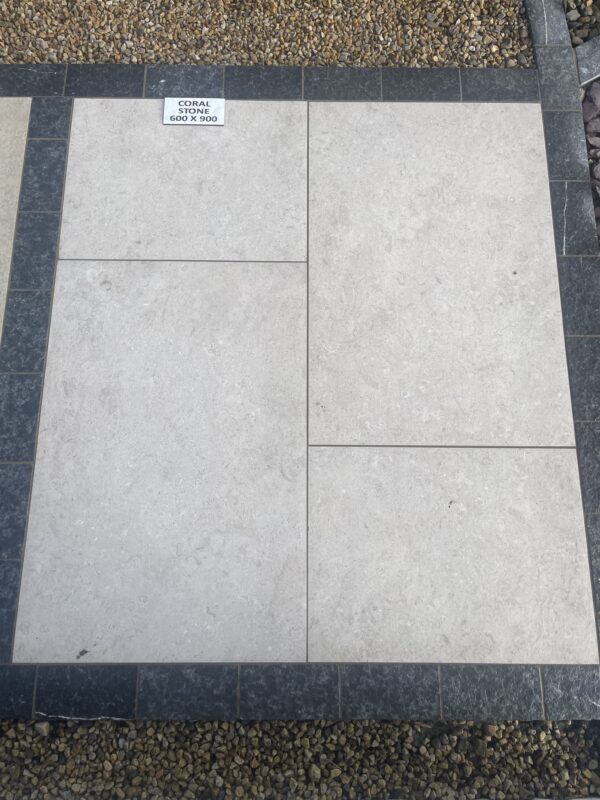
[306,101,310,664]
[308,444,577,450]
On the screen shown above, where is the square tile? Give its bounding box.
[14,260,306,662]
[535,47,581,109]
[308,447,597,663]
[0,463,32,561]
[525,0,570,46]
[0,65,65,97]
[0,291,51,373]
[35,666,137,719]
[576,422,600,513]
[0,98,31,333]
[442,666,543,720]
[28,97,72,139]
[0,561,20,663]
[542,666,600,718]
[340,665,439,720]
[304,67,381,101]
[9,212,60,291]
[558,257,600,335]
[0,666,35,718]
[309,103,573,446]
[550,180,598,256]
[543,111,589,180]
[566,337,600,421]
[19,139,68,213]
[137,665,237,720]
[59,99,306,261]
[239,665,339,720]
[0,374,42,462]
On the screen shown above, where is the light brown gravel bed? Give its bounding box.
[0,0,533,67]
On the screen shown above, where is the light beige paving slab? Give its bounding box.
[309,102,573,446]
[14,260,307,663]
[0,98,30,331]
[308,446,597,664]
[59,100,306,262]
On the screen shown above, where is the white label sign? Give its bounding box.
[163,97,224,126]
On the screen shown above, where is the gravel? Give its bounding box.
[1,718,599,799]
[565,0,600,45]
[0,0,533,67]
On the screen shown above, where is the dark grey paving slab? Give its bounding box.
[0,666,35,718]
[587,516,600,609]
[576,423,600,513]
[145,65,223,98]
[239,665,339,720]
[442,665,543,720]
[0,561,20,663]
[340,664,439,720]
[65,64,144,97]
[9,213,60,291]
[536,46,582,109]
[224,66,301,100]
[542,666,600,718]
[524,0,571,46]
[137,665,237,720]
[35,666,137,719]
[558,257,600,334]
[543,112,589,180]
[19,140,68,213]
[550,181,598,256]
[28,97,72,139]
[0,464,31,561]
[0,65,65,97]
[381,68,460,102]
[460,68,539,102]
[0,291,50,373]
[577,35,600,86]
[566,337,600,420]
[0,374,42,461]
[303,67,381,101]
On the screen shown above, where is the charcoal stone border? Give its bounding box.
[1,36,600,721]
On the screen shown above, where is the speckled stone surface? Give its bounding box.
[0,464,31,561]
[59,100,306,262]
[14,260,306,663]
[0,98,30,335]
[137,666,237,720]
[340,665,439,720]
[0,374,42,462]
[542,666,600,719]
[239,665,339,720]
[19,139,67,213]
[308,447,596,663]
[0,291,51,373]
[442,665,543,720]
[35,666,137,719]
[309,102,572,446]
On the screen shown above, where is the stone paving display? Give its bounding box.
[1,10,600,721]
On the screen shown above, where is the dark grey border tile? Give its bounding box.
[543,111,588,180]
[550,181,598,256]
[460,68,539,102]
[19,139,68,213]
[0,291,51,373]
[576,35,600,86]
[0,65,65,97]
[524,0,571,46]
[576,423,600,513]
[536,46,581,109]
[0,561,20,663]
[542,665,600,718]
[145,65,223,98]
[65,64,144,97]
[0,463,32,562]
[9,213,60,291]
[240,664,339,720]
[442,665,543,720]
[566,337,600,421]
[137,665,237,720]
[0,374,42,461]
[382,68,460,102]
[0,666,35,717]
[36,666,137,719]
[341,664,439,720]
[558,257,600,335]
[224,66,302,100]
[28,97,72,139]
[304,67,381,101]
[587,515,600,609]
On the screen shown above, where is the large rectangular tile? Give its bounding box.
[309,103,572,446]
[60,100,306,261]
[0,98,30,334]
[308,447,597,663]
[14,260,307,662]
